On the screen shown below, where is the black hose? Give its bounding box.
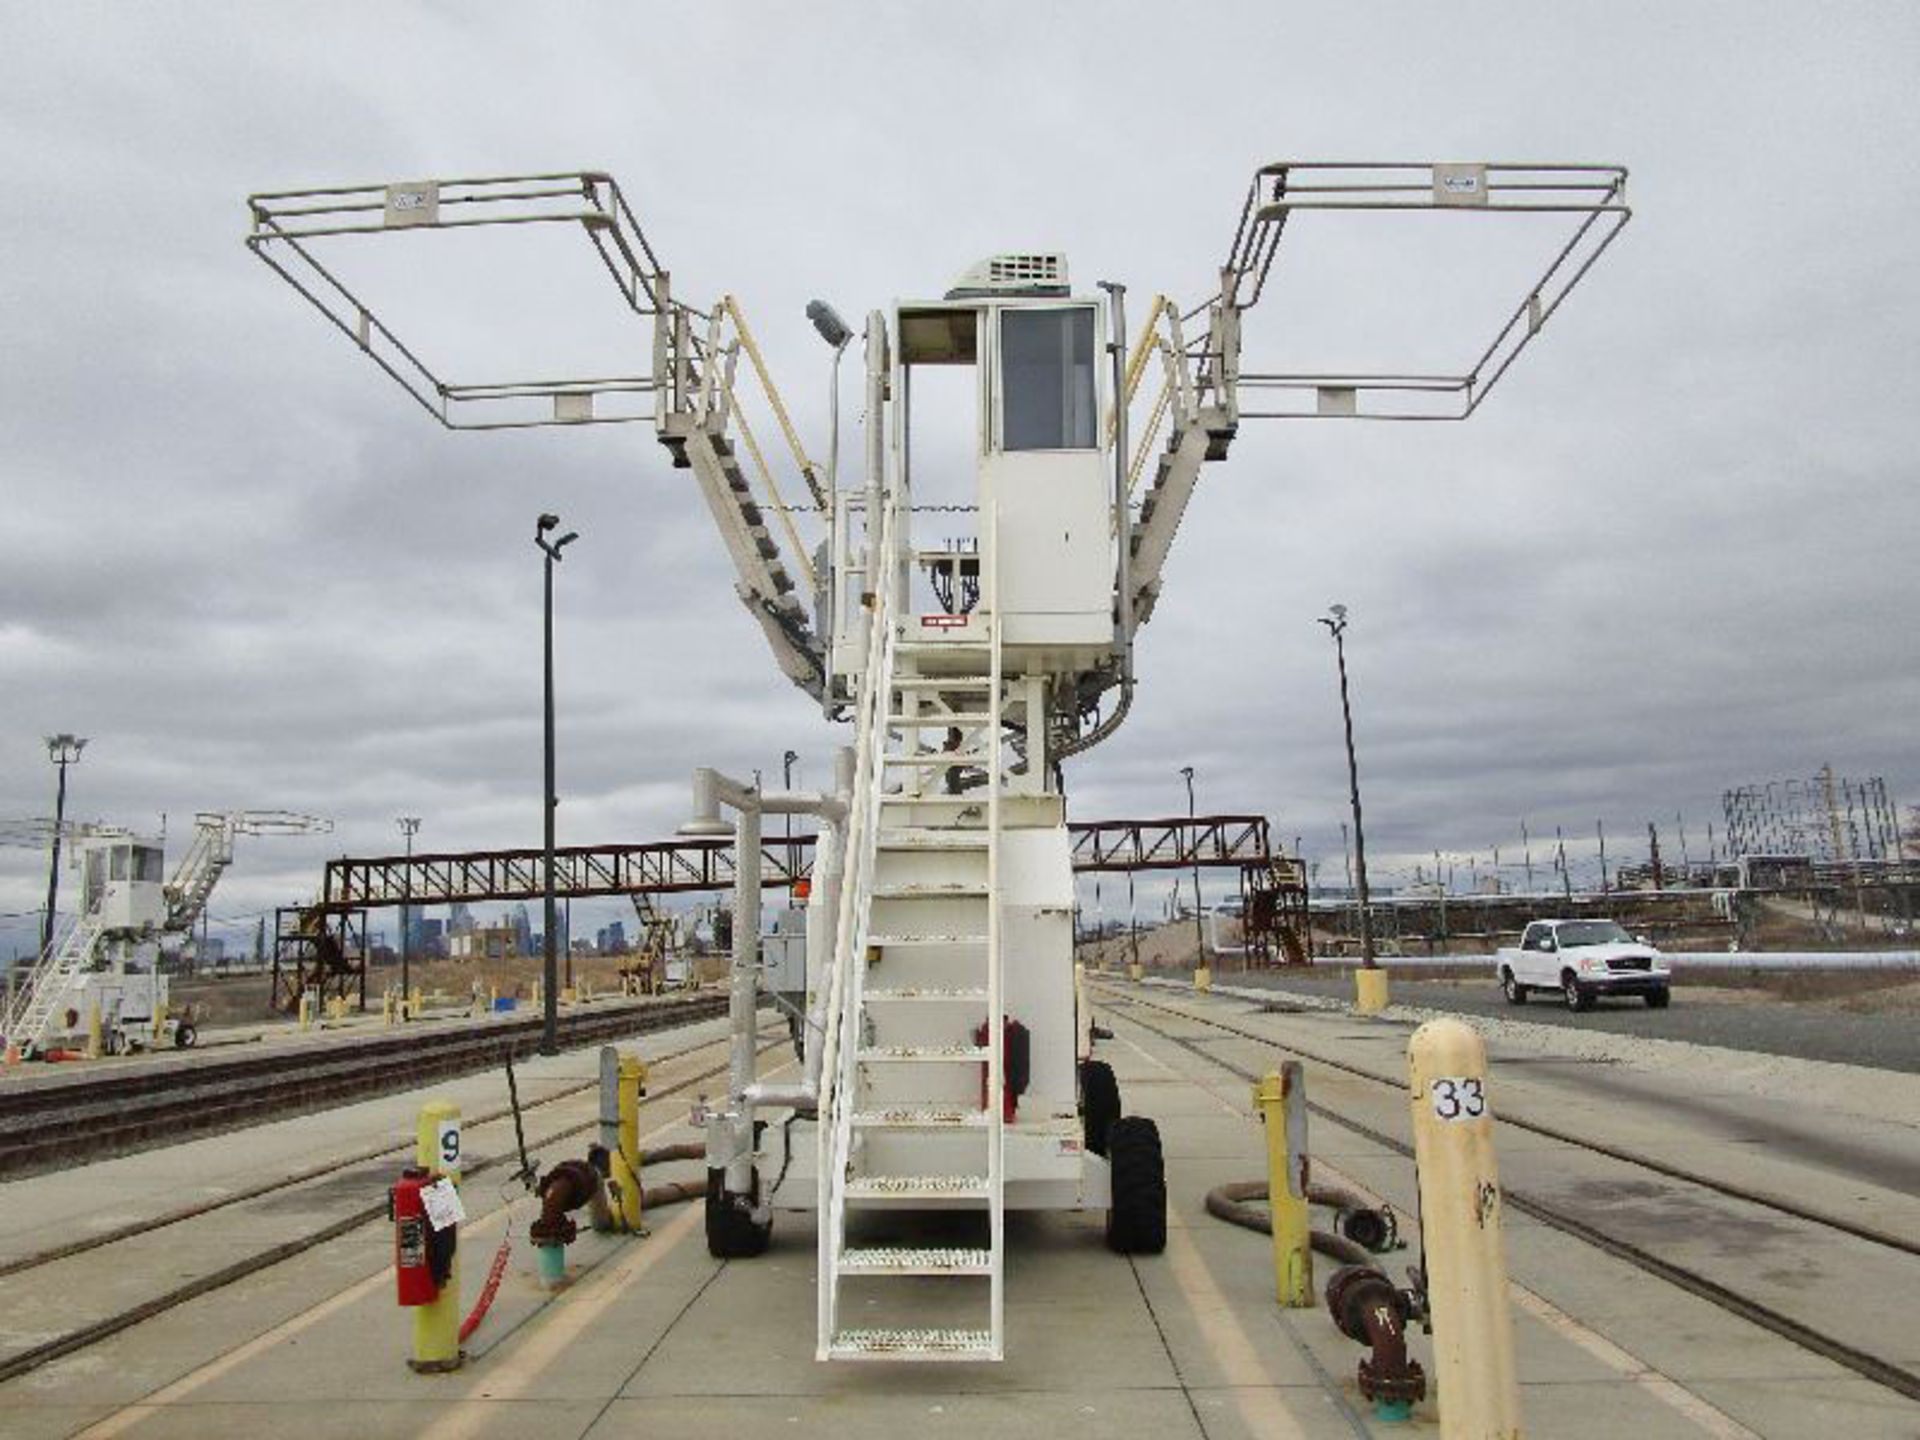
[1204,1180,1374,1268]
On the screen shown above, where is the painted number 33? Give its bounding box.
[1430,1077,1486,1121]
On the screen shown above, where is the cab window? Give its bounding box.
[1000,307,1096,451]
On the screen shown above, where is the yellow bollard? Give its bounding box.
[85,998,104,1059]
[614,1053,648,1232]
[410,1099,463,1372]
[1128,961,1144,983]
[1193,965,1213,994]
[410,987,424,1017]
[1408,1019,1520,1438]
[298,993,314,1032]
[1252,1064,1313,1307]
[561,987,577,1006]
[152,1001,167,1045]
[532,978,544,1009]
[383,990,396,1026]
[1354,967,1390,1015]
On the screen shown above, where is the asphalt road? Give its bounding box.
[1212,970,1920,1074]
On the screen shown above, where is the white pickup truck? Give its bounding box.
[1497,919,1671,1011]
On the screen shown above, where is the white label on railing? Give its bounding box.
[1429,1076,1487,1121]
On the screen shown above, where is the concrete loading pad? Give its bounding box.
[0,986,1915,1437]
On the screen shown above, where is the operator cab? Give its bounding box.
[79,835,167,933]
[894,254,1114,661]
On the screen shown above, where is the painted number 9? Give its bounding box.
[1430,1077,1486,1121]
[436,1119,461,1172]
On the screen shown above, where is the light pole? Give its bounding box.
[536,512,579,1055]
[41,735,87,958]
[1179,766,1205,968]
[397,816,420,1007]
[1318,606,1377,973]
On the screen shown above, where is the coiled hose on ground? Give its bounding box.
[1204,1178,1393,1267]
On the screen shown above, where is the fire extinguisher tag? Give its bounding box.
[397,1216,427,1268]
[421,1176,466,1230]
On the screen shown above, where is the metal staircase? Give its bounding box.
[162,815,237,933]
[818,512,1006,1363]
[2,912,107,1054]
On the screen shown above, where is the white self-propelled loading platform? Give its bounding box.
[246,162,1629,1361]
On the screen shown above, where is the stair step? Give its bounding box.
[837,1247,992,1276]
[867,933,987,949]
[863,986,989,1002]
[851,1107,989,1130]
[871,882,988,900]
[828,1328,997,1361]
[877,796,988,811]
[875,829,990,850]
[883,752,992,767]
[858,1045,992,1063]
[888,712,993,726]
[891,676,993,691]
[845,1174,990,1199]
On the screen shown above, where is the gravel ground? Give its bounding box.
[1210,969,1920,1074]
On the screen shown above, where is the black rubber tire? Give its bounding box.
[1562,974,1595,1012]
[174,1023,197,1049]
[1500,970,1527,1006]
[704,1173,772,1258]
[1645,987,1671,1009]
[1105,1116,1167,1255]
[1081,1059,1121,1157]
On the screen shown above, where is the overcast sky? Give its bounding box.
[4,3,1917,955]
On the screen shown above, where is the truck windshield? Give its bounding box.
[1557,921,1633,947]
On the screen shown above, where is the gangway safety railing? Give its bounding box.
[2,913,106,1053]
[1219,162,1631,421]
[249,171,829,683]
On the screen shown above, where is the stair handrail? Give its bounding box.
[815,464,903,1349]
[4,911,106,1049]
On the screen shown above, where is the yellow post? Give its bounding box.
[410,987,424,1017]
[1128,961,1144,983]
[561,986,577,1005]
[1408,1020,1520,1437]
[614,1053,648,1231]
[152,1000,167,1045]
[1354,967,1390,1015]
[1194,965,1213,994]
[383,990,396,1026]
[410,1099,463,1372]
[85,997,104,1059]
[1252,1064,1313,1307]
[298,992,314,1032]
[487,984,498,1012]
[532,978,543,1009]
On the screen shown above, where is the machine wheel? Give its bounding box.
[1645,987,1671,1010]
[1105,1117,1167,1255]
[173,1022,198,1049]
[1500,970,1528,1006]
[1562,973,1595,1012]
[704,1176,772,1258]
[1080,1059,1121,1157]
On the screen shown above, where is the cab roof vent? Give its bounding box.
[945,252,1070,299]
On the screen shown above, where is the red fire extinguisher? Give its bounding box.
[390,1166,453,1306]
[973,1018,1031,1123]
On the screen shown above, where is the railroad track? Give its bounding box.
[0,992,731,1178]
[0,1018,786,1386]
[1090,979,1920,1406]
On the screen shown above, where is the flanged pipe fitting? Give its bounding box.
[1335,1203,1399,1254]
[1325,1265,1426,1421]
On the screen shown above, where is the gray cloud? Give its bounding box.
[4,3,1917,950]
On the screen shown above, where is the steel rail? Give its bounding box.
[1093,982,1920,1404]
[0,1030,783,1387]
[0,1018,775,1282]
[0,995,730,1176]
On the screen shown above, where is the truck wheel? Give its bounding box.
[1501,970,1527,1006]
[1105,1117,1167,1255]
[174,1022,198,1049]
[1645,987,1671,1009]
[1562,974,1595,1012]
[1080,1059,1121,1157]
